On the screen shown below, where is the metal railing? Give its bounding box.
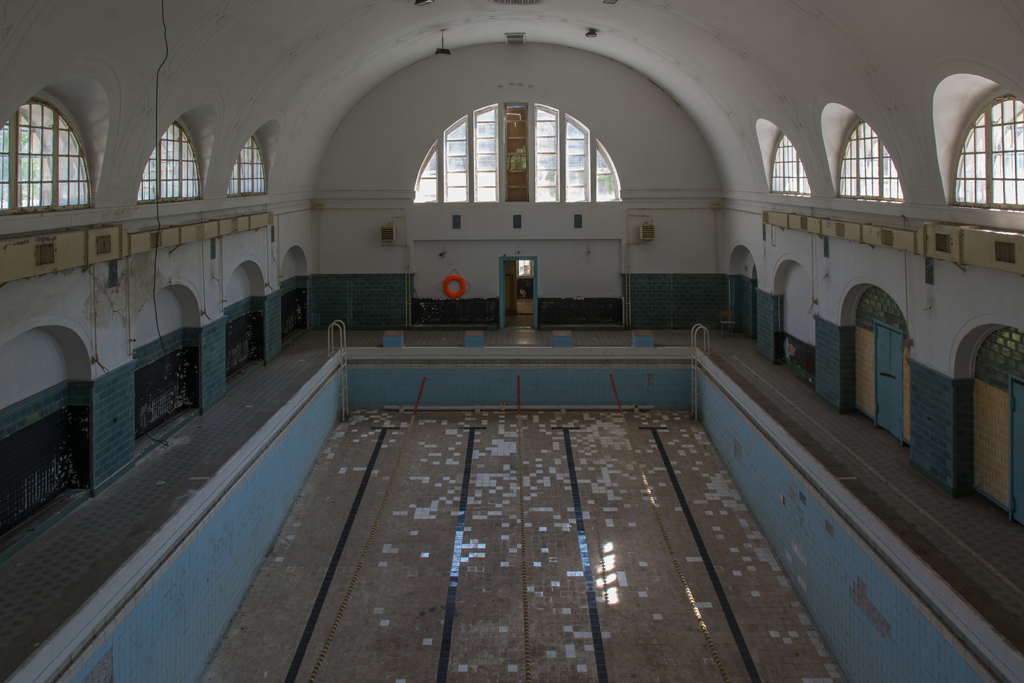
[328,320,348,422]
[690,324,709,421]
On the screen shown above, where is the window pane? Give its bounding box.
[445,117,469,202]
[595,144,619,202]
[535,106,559,202]
[415,145,438,203]
[771,135,810,196]
[228,137,266,196]
[839,121,902,201]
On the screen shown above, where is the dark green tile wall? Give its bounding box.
[200,318,226,409]
[974,326,1024,390]
[132,329,188,369]
[265,291,282,361]
[814,316,857,412]
[91,362,137,486]
[730,275,756,337]
[308,274,409,328]
[0,383,68,441]
[909,360,974,496]
[756,289,782,363]
[623,274,728,329]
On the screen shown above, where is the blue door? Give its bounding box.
[875,322,903,440]
[1012,378,1024,524]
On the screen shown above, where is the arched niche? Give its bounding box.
[225,260,266,305]
[281,245,308,280]
[133,284,202,349]
[0,326,91,410]
[729,244,756,278]
[253,118,282,180]
[820,103,859,195]
[774,259,814,344]
[754,118,782,191]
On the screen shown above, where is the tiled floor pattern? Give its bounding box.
[203,410,841,682]
[0,332,332,681]
[710,334,1024,654]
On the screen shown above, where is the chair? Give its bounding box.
[718,310,736,337]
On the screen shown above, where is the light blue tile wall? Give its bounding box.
[695,371,984,683]
[69,370,342,683]
[348,366,691,409]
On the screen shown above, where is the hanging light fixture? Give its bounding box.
[585,28,598,37]
[435,29,451,55]
[415,0,434,5]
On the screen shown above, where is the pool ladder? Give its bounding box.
[328,320,349,422]
[690,324,710,421]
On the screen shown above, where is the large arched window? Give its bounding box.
[138,122,200,202]
[228,137,266,196]
[413,104,621,204]
[956,97,1024,207]
[771,135,810,195]
[0,101,89,212]
[839,121,903,201]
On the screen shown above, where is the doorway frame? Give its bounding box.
[1010,374,1024,524]
[873,320,903,440]
[498,256,538,329]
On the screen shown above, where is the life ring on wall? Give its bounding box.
[443,274,467,298]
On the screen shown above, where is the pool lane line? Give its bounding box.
[305,373,428,683]
[560,427,609,683]
[517,365,533,682]
[436,425,485,683]
[643,427,762,683]
[284,426,391,683]
[606,368,733,683]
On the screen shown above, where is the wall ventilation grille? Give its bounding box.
[880,229,894,247]
[995,241,1016,263]
[640,223,655,242]
[95,235,112,255]
[935,233,952,253]
[34,243,54,266]
[505,33,526,44]
[381,224,396,243]
[835,223,846,238]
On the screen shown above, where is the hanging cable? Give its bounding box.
[151,0,170,357]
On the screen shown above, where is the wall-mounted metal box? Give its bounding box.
[962,227,1024,275]
[87,226,122,264]
[921,223,963,264]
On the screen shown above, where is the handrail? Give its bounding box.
[690,324,710,421]
[328,320,348,421]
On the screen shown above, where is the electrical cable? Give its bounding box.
[151,0,170,357]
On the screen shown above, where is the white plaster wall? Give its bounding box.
[723,210,1024,377]
[0,330,68,409]
[134,288,185,348]
[414,239,620,299]
[778,261,815,344]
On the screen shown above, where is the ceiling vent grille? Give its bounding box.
[381,224,396,243]
[505,32,526,44]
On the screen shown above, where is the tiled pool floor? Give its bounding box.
[202,410,842,682]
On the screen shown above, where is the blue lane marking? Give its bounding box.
[561,428,609,683]
[436,427,483,683]
[643,428,762,683]
[285,427,390,683]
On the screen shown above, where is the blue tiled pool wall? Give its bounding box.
[695,370,986,683]
[349,366,692,408]
[68,370,343,683]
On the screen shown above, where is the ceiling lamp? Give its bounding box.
[585,28,598,37]
[435,29,451,55]
[415,0,433,5]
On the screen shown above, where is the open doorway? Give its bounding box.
[499,256,537,329]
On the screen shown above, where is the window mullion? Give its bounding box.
[987,114,993,205]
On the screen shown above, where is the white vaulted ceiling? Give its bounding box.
[2,0,1023,209]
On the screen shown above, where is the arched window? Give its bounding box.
[535,105,559,202]
[771,135,810,195]
[444,116,468,203]
[414,142,438,203]
[474,105,498,202]
[415,104,622,205]
[956,97,1024,207]
[595,141,620,202]
[839,121,903,201]
[565,115,589,203]
[0,101,89,212]
[138,122,200,202]
[228,137,266,196]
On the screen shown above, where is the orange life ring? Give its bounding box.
[443,274,467,298]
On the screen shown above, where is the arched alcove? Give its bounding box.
[281,246,308,280]
[0,326,90,410]
[134,285,201,349]
[774,260,814,344]
[225,261,266,306]
[933,73,1005,204]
